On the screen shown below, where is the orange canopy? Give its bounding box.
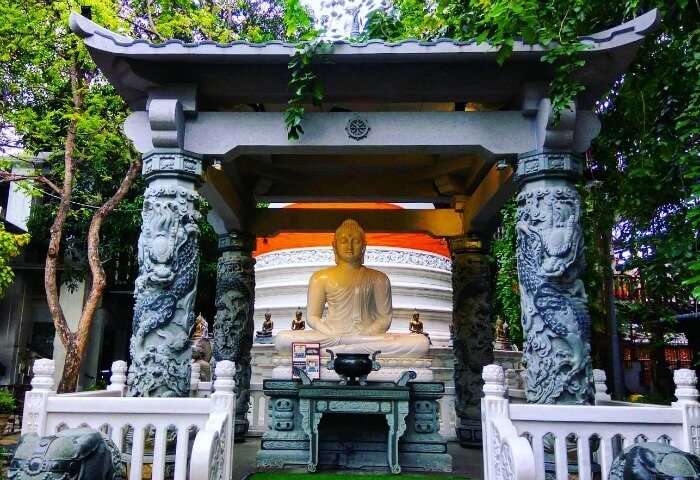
[254,203,450,257]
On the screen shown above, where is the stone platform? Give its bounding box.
[256,377,452,473]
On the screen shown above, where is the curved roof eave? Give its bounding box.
[68,10,659,109]
[69,10,658,61]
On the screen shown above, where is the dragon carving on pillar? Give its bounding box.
[213,249,255,436]
[516,185,594,404]
[127,186,201,397]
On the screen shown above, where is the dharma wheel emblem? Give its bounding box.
[345,116,370,141]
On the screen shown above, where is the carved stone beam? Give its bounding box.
[148,99,184,149]
[124,111,601,158]
[213,231,256,439]
[534,98,601,152]
[127,149,203,397]
[448,235,494,447]
[514,150,595,405]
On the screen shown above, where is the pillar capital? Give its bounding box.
[217,230,255,253]
[142,149,203,182]
[515,150,583,183]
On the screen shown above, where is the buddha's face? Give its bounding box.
[334,229,365,265]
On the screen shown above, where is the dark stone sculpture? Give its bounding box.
[291,308,305,330]
[325,349,381,385]
[128,185,201,397]
[255,311,274,344]
[9,428,125,480]
[449,236,494,447]
[213,231,255,438]
[609,442,700,480]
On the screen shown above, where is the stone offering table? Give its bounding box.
[256,375,452,473]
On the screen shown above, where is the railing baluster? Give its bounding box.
[129,424,145,480]
[554,433,569,480]
[577,434,592,480]
[259,395,267,428]
[599,435,613,480]
[532,433,546,480]
[173,427,189,480]
[151,424,168,480]
[113,423,125,455]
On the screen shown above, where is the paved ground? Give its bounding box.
[233,438,484,480]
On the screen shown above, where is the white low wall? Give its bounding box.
[22,359,235,480]
[481,365,700,480]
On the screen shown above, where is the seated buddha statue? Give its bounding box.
[275,219,429,358]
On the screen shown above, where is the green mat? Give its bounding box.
[250,473,469,480]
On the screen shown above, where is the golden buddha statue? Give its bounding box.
[275,219,429,357]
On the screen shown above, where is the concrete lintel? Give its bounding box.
[251,208,465,238]
[199,166,251,231]
[124,111,601,158]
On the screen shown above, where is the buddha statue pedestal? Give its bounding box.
[271,353,435,382]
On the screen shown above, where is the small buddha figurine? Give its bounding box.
[191,313,212,381]
[409,310,431,344]
[193,312,209,339]
[255,311,275,344]
[291,308,305,331]
[493,316,513,351]
[409,311,424,334]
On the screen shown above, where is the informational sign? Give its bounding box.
[292,342,321,380]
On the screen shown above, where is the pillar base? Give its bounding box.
[234,418,250,441]
[456,417,482,448]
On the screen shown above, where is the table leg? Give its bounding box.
[300,399,322,472]
[386,411,401,474]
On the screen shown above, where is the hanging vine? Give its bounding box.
[491,199,523,346]
[282,0,332,140]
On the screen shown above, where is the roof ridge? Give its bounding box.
[69,9,658,52]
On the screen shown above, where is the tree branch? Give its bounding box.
[46,59,82,392]
[73,156,142,372]
[0,172,62,194]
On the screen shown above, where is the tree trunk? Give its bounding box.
[41,58,142,393]
[45,62,81,393]
[57,157,142,392]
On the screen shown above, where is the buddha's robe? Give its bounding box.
[275,266,429,357]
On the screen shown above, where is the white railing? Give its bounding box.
[248,383,268,435]
[22,358,236,480]
[437,386,457,440]
[481,364,700,480]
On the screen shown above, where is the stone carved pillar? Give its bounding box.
[515,151,594,405]
[127,150,203,397]
[449,235,494,447]
[213,231,255,439]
